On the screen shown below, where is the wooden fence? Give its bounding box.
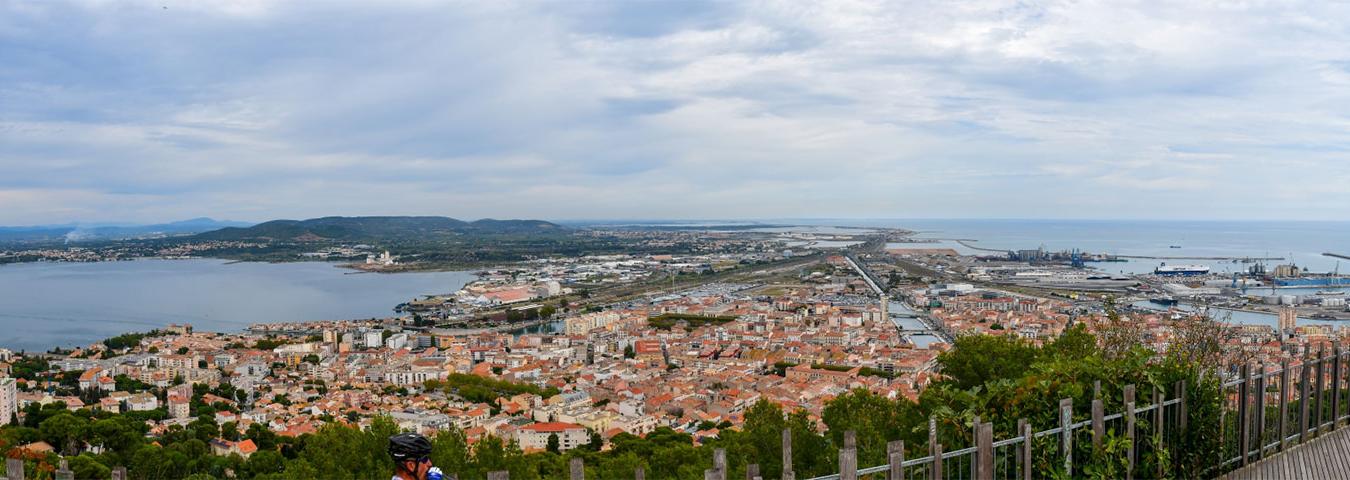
[455,381,1188,480]
[1214,344,1350,475]
[34,345,1350,480]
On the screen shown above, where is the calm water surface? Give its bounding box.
[0,259,474,351]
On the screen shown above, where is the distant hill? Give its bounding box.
[192,216,564,241]
[0,218,253,243]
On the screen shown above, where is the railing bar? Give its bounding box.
[1103,413,1123,421]
[991,438,1022,448]
[941,448,978,460]
[901,457,932,468]
[858,465,889,475]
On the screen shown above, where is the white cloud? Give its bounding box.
[1,0,1349,223]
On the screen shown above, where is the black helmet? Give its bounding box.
[388,433,433,461]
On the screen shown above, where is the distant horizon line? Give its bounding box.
[5,215,1349,229]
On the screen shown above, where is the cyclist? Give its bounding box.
[389,433,443,480]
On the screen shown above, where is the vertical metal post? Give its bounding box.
[1239,364,1251,465]
[840,431,857,480]
[977,422,994,480]
[888,440,905,480]
[1280,360,1290,451]
[782,428,794,480]
[1060,398,1073,477]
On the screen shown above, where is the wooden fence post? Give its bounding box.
[705,448,727,480]
[840,431,857,480]
[1334,343,1342,428]
[54,460,72,480]
[747,463,760,480]
[888,440,905,480]
[1280,360,1290,452]
[781,428,794,480]
[932,443,943,480]
[1254,364,1266,460]
[1179,380,1188,434]
[487,471,509,480]
[929,417,941,480]
[1316,345,1327,436]
[977,421,994,480]
[971,416,980,480]
[635,466,645,480]
[1060,398,1073,478]
[1155,385,1165,478]
[111,466,127,480]
[1239,364,1251,466]
[570,457,584,480]
[1301,355,1311,441]
[1125,384,1136,480]
[1021,421,1032,480]
[1092,397,1105,452]
[7,458,23,480]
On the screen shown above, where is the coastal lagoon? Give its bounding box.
[0,259,474,351]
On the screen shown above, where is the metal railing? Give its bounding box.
[464,345,1350,480]
[1214,344,1350,476]
[476,381,1189,480]
[802,382,1186,480]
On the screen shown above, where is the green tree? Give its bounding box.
[38,412,87,454]
[935,334,1038,390]
[68,453,111,480]
[546,433,560,453]
[246,450,286,477]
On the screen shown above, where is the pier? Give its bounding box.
[1118,254,1284,261]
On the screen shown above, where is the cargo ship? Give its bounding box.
[1272,277,1349,288]
[1154,263,1211,276]
[1149,296,1179,306]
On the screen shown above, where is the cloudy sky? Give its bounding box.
[3,0,1349,224]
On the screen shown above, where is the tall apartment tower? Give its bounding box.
[0,377,16,425]
[1278,306,1297,334]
